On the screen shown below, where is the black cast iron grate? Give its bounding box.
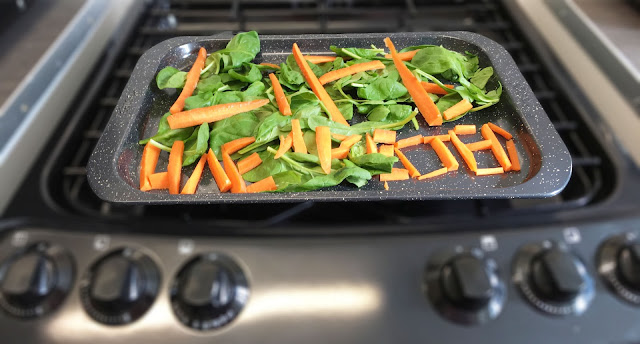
[46,0,614,226]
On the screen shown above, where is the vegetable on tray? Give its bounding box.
[139,31,519,194]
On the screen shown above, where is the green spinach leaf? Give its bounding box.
[228,63,262,83]
[209,111,259,158]
[357,77,407,100]
[349,153,398,175]
[218,31,261,71]
[139,112,194,146]
[156,67,187,89]
[182,123,210,166]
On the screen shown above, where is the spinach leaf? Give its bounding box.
[239,111,291,154]
[337,102,354,121]
[285,54,323,78]
[279,159,372,191]
[209,111,259,158]
[357,77,407,100]
[242,81,267,101]
[182,123,210,166]
[411,46,455,75]
[349,153,398,175]
[196,75,223,93]
[436,92,463,113]
[184,92,214,110]
[330,46,384,60]
[303,131,318,155]
[228,63,262,83]
[219,73,249,91]
[348,140,366,159]
[218,31,260,71]
[201,52,222,78]
[213,90,243,105]
[242,150,290,182]
[156,67,187,89]
[139,112,194,146]
[278,62,305,90]
[308,108,418,135]
[470,66,493,89]
[367,105,390,122]
[272,171,303,190]
[399,44,436,53]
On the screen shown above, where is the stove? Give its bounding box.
[0,0,639,343]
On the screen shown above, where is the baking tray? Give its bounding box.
[87,32,572,204]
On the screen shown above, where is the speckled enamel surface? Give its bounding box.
[87,32,572,204]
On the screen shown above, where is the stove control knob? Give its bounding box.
[171,253,249,330]
[424,249,505,325]
[80,248,160,325]
[513,241,593,315]
[0,242,74,318]
[597,234,640,304]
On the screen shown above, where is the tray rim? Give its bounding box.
[87,31,572,204]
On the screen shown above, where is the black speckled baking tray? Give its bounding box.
[87,32,572,204]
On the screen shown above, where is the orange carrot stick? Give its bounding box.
[430,137,459,171]
[237,152,263,175]
[167,140,184,194]
[206,148,232,192]
[246,176,278,193]
[380,168,410,181]
[442,99,473,121]
[417,167,448,180]
[394,147,420,178]
[383,181,389,190]
[466,140,493,151]
[373,129,396,144]
[481,124,512,171]
[168,99,269,129]
[318,60,386,85]
[260,62,280,69]
[291,119,307,154]
[475,167,505,176]
[331,147,350,160]
[332,133,348,141]
[148,172,169,190]
[223,151,246,193]
[449,130,477,172]
[304,55,337,64]
[269,73,292,116]
[274,132,293,159]
[487,122,513,140]
[453,124,476,135]
[140,142,161,191]
[222,136,256,155]
[292,43,349,126]
[421,81,455,95]
[384,37,442,126]
[338,135,363,150]
[180,154,207,194]
[506,140,521,171]
[365,132,377,154]
[378,144,395,157]
[384,50,418,61]
[170,47,207,115]
[423,134,450,144]
[316,126,332,174]
[395,135,423,149]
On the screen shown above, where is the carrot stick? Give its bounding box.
[338,134,362,150]
[487,122,513,140]
[417,167,448,180]
[430,137,459,171]
[246,176,277,193]
[223,151,246,193]
[318,60,385,85]
[506,140,521,171]
[421,81,455,95]
[168,99,269,129]
[332,133,348,141]
[365,133,377,154]
[222,136,256,155]
[237,152,263,175]
[373,129,396,144]
[170,47,207,115]
[206,148,232,192]
[148,172,169,190]
[167,140,184,194]
[140,142,161,191]
[180,154,207,194]
[449,130,477,172]
[384,50,418,61]
[269,73,292,116]
[384,37,442,126]
[316,126,332,174]
[331,147,350,160]
[291,119,307,154]
[476,167,505,176]
[453,124,476,135]
[442,99,473,121]
[423,134,450,144]
[292,43,349,126]
[395,135,423,149]
[274,132,293,159]
[304,55,337,64]
[378,144,395,157]
[394,147,420,178]
[380,168,410,181]
[466,140,493,151]
[260,62,280,69]
[383,181,389,190]
[481,124,512,171]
